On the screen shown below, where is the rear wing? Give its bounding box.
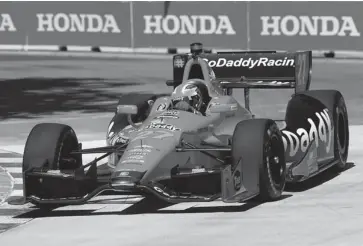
[172,50,312,93]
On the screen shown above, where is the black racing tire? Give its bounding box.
[232,119,286,202]
[23,123,82,208]
[23,123,82,172]
[298,90,349,171]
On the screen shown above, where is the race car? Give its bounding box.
[21,43,349,207]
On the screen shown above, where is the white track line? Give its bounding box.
[0,201,31,210]
[9,190,23,197]
[53,204,108,211]
[3,168,21,173]
[158,201,243,211]
[158,203,199,211]
[0,158,22,164]
[0,216,31,224]
[0,114,112,125]
[91,204,134,213]
[0,149,15,154]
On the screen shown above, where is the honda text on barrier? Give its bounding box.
[18,43,349,207]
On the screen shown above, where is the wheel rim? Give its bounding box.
[59,133,79,170]
[265,134,285,189]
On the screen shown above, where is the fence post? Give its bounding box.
[130,1,135,49]
[24,34,29,52]
[246,1,250,51]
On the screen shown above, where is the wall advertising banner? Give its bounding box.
[25,2,132,47]
[249,1,362,50]
[133,1,248,49]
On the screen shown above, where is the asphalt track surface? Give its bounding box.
[0,54,362,245]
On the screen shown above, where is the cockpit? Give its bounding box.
[171,80,211,116]
[166,43,223,116]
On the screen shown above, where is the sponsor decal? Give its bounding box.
[151,118,164,124]
[161,110,179,116]
[233,170,242,191]
[128,152,148,156]
[131,145,153,150]
[119,172,129,176]
[127,149,149,156]
[260,15,360,37]
[282,109,332,157]
[110,131,129,145]
[121,151,146,164]
[174,56,185,68]
[156,115,179,119]
[203,57,294,69]
[145,123,181,131]
[143,15,236,35]
[116,136,129,144]
[230,104,238,111]
[155,110,180,119]
[123,147,151,163]
[125,155,144,160]
[156,103,168,112]
[36,13,121,33]
[0,14,16,31]
[132,130,174,142]
[192,168,206,173]
[128,149,151,154]
[153,186,170,197]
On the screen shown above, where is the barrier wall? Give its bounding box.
[0,1,362,51]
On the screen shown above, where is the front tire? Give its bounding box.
[232,119,286,202]
[23,123,82,205]
[23,123,81,172]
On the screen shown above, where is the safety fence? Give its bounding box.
[0,1,362,52]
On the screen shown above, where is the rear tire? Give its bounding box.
[232,119,286,202]
[332,93,349,171]
[296,90,349,171]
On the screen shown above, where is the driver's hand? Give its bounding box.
[174,101,202,115]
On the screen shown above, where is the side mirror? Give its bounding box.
[117,105,138,115]
[209,103,238,113]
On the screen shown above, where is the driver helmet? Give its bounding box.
[171,82,203,112]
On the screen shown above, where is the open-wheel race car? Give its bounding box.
[21,43,349,207]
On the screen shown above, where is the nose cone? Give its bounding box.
[110,130,180,190]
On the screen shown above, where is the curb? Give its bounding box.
[1,45,363,59]
[0,166,15,205]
